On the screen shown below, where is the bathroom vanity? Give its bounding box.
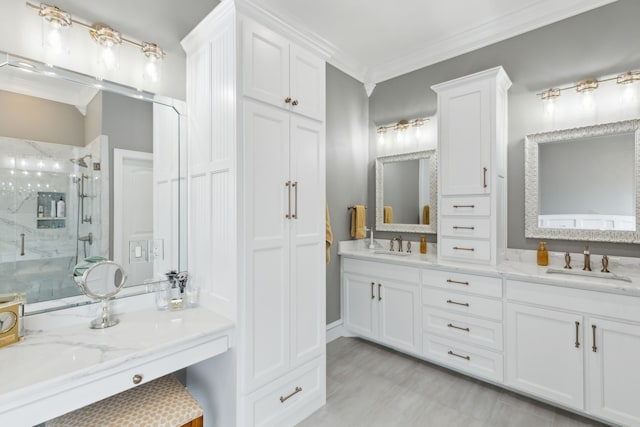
[0,296,234,426]
[339,240,640,426]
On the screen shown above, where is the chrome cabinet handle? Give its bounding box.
[132,374,143,384]
[378,283,382,301]
[20,233,25,256]
[592,324,597,352]
[284,97,292,104]
[292,181,298,219]
[291,99,299,106]
[453,246,475,251]
[285,181,292,219]
[448,350,470,361]
[280,386,302,403]
[447,323,470,332]
[453,204,475,209]
[575,321,580,348]
[446,279,469,286]
[446,299,469,307]
[371,282,375,300]
[452,226,475,230]
[483,167,488,188]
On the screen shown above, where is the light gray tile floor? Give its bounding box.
[298,337,611,427]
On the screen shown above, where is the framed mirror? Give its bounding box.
[0,52,187,313]
[525,119,640,243]
[376,150,437,233]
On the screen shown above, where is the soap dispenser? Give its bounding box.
[537,242,549,266]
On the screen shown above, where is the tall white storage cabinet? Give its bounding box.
[182,2,327,426]
[432,67,511,266]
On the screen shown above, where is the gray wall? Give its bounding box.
[326,64,369,324]
[368,0,640,257]
[0,90,85,146]
[539,134,634,216]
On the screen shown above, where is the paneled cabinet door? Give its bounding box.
[378,280,420,353]
[506,303,584,410]
[587,318,640,426]
[343,273,377,340]
[289,45,325,121]
[243,100,291,389]
[438,79,491,196]
[289,116,325,368]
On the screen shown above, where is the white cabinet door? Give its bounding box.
[378,280,420,353]
[439,79,491,195]
[243,100,291,390]
[587,318,640,426]
[242,19,290,110]
[289,45,325,121]
[289,116,325,368]
[506,303,584,410]
[343,273,377,340]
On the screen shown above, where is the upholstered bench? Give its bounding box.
[46,374,203,427]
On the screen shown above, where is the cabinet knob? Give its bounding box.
[291,99,299,106]
[284,97,292,104]
[132,374,143,384]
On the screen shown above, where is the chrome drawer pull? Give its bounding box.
[453,246,475,252]
[280,386,302,403]
[447,323,470,332]
[448,350,470,361]
[453,226,475,230]
[446,299,469,307]
[453,204,475,208]
[446,279,469,286]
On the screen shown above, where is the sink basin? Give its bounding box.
[546,268,632,283]
[373,250,411,257]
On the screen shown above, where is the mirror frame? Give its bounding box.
[376,149,437,233]
[524,119,640,243]
[0,51,187,313]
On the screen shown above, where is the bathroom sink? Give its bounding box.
[546,268,632,283]
[373,250,411,257]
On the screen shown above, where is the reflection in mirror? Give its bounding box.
[525,119,640,243]
[0,52,186,312]
[376,150,437,233]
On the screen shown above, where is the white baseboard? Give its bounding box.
[326,319,345,343]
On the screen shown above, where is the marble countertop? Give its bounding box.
[0,307,234,422]
[339,239,640,297]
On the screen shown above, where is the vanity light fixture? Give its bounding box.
[26,2,166,82]
[377,117,429,134]
[537,69,640,101]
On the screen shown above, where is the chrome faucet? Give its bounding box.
[396,236,403,253]
[583,245,592,271]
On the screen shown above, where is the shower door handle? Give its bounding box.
[20,233,25,256]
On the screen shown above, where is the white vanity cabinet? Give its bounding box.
[421,268,504,382]
[342,258,421,354]
[243,19,325,121]
[506,279,640,426]
[182,2,326,425]
[432,67,511,266]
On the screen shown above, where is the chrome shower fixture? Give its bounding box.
[69,154,92,168]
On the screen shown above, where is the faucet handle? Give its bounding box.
[389,239,395,252]
[407,241,412,254]
[601,255,610,273]
[564,252,572,269]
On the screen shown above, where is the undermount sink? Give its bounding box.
[373,250,411,257]
[546,268,632,283]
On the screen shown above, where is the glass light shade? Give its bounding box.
[97,42,120,77]
[41,17,70,60]
[143,55,162,83]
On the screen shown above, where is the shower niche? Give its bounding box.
[36,192,66,229]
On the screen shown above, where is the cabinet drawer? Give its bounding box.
[439,237,491,262]
[441,196,490,216]
[422,269,502,298]
[422,287,502,321]
[246,356,325,427]
[422,333,503,382]
[342,257,420,283]
[423,307,503,351]
[440,217,490,239]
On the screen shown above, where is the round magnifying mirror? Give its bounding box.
[79,261,127,329]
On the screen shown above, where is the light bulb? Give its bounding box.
[144,58,160,83]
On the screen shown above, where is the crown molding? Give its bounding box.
[369,0,617,83]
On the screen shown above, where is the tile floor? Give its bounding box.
[298,337,610,427]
